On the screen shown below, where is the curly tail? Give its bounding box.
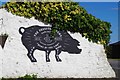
[19,27,26,35]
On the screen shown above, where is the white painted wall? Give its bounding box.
[0,46,2,78]
[0,10,3,78]
[0,9,116,78]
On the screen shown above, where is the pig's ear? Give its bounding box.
[19,27,26,35]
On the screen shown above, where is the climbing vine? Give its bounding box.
[2,2,112,46]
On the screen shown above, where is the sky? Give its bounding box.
[0,0,120,2]
[79,2,119,44]
[74,0,120,2]
[0,1,119,44]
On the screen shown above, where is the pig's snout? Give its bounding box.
[68,48,82,54]
[75,49,82,54]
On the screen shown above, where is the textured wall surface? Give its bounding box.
[0,46,2,78]
[0,9,116,78]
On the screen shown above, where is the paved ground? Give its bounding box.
[108,59,120,79]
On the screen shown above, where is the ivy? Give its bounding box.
[2,2,112,46]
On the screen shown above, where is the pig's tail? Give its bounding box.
[19,27,26,35]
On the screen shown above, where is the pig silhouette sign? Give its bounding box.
[19,25,82,62]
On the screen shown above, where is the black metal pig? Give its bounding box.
[19,25,82,62]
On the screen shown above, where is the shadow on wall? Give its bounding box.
[0,34,8,48]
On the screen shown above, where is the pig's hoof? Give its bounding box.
[46,59,50,62]
[27,54,37,62]
[31,59,37,62]
[56,58,62,62]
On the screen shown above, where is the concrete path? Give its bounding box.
[108,59,120,79]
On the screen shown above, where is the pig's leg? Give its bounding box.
[45,50,51,62]
[55,47,62,62]
[27,47,37,62]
